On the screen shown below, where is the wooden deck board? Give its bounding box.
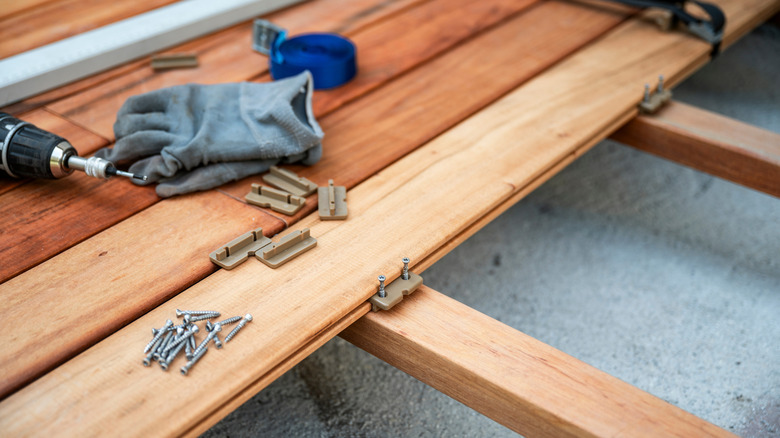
[0,0,630,400]
[1,1,772,434]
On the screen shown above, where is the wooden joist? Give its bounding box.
[341,286,734,438]
[0,0,629,399]
[612,101,780,198]
[1,1,775,435]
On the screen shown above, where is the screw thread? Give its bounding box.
[181,346,208,375]
[224,320,248,343]
[144,320,172,353]
[189,313,220,322]
[177,309,220,317]
[378,275,386,298]
[643,84,651,102]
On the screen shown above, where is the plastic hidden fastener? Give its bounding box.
[252,19,357,89]
[318,179,347,220]
[369,259,423,311]
[262,166,317,197]
[256,228,317,268]
[209,227,272,270]
[210,228,317,269]
[245,184,305,216]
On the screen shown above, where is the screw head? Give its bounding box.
[191,325,199,334]
[206,321,213,331]
[244,314,253,322]
[402,257,410,264]
[378,275,386,282]
[213,323,222,333]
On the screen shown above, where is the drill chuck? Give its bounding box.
[0,112,145,181]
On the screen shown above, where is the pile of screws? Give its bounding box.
[142,309,252,376]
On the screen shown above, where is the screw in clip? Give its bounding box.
[378,275,386,298]
[642,83,651,103]
[224,314,252,343]
[402,258,410,280]
[656,75,665,93]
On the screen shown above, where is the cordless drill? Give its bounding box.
[0,112,145,181]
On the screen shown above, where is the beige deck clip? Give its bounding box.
[151,53,199,71]
[209,227,272,270]
[639,75,672,114]
[369,258,423,311]
[256,228,317,268]
[318,179,347,220]
[262,166,317,197]
[245,184,305,215]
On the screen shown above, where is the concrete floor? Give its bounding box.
[204,23,780,437]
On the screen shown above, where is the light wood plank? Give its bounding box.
[0,192,284,399]
[612,100,780,198]
[0,108,109,195]
[341,286,734,438]
[0,0,179,59]
[1,1,772,434]
[47,0,425,139]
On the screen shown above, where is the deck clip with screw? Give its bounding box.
[369,257,423,311]
[639,75,672,114]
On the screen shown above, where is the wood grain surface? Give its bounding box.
[0,0,179,59]
[2,1,772,433]
[0,0,626,404]
[220,0,632,220]
[0,192,284,399]
[342,286,734,438]
[612,100,780,198]
[0,0,426,285]
[47,0,427,139]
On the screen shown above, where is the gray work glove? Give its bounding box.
[95,72,323,197]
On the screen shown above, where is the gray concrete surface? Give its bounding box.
[204,23,780,437]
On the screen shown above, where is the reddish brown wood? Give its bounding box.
[222,0,631,223]
[47,0,425,139]
[0,192,284,399]
[612,101,780,198]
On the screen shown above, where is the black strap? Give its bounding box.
[603,0,726,56]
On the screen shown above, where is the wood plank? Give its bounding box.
[47,0,425,139]
[0,175,159,283]
[1,1,772,433]
[0,192,285,399]
[612,100,780,198]
[220,0,632,218]
[0,0,627,404]
[0,0,179,59]
[0,0,424,284]
[0,0,59,21]
[0,108,109,195]
[341,286,734,437]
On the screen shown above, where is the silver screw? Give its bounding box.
[176,309,220,317]
[657,75,665,93]
[225,314,253,343]
[162,325,199,357]
[214,333,223,349]
[143,334,163,366]
[144,320,172,353]
[181,346,208,376]
[164,334,188,368]
[160,327,185,370]
[643,83,651,103]
[153,330,174,361]
[185,336,193,361]
[189,313,221,323]
[402,258,410,280]
[378,275,386,298]
[207,315,243,332]
[192,323,221,358]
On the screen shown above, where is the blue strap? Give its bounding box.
[269,33,357,89]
